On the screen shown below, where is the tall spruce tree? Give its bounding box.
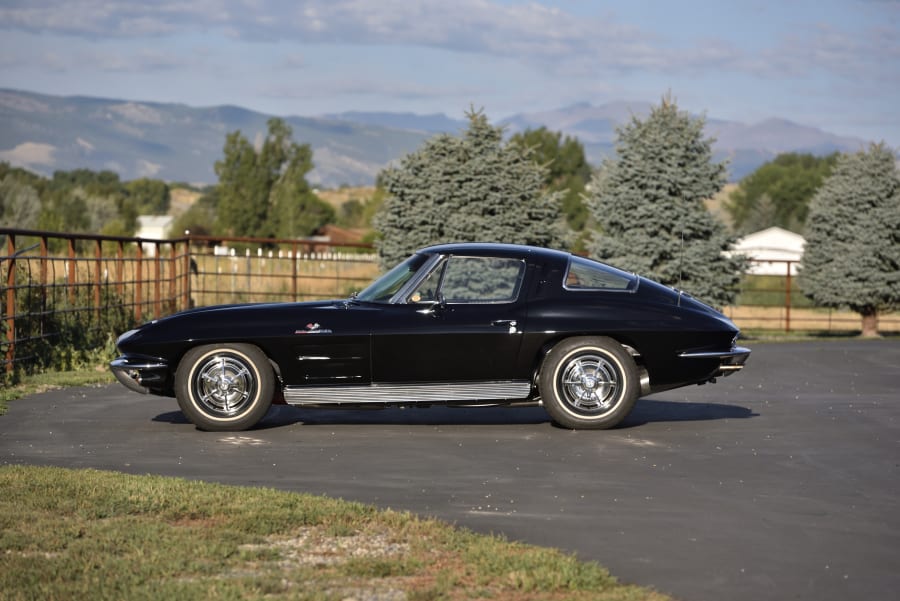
[799,143,900,337]
[585,96,744,307]
[373,109,566,268]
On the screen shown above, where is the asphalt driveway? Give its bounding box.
[2,339,898,601]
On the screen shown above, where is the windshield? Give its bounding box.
[355,253,430,302]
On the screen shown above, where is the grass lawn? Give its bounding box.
[0,368,115,416]
[0,465,669,601]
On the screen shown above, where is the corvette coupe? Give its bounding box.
[111,243,750,431]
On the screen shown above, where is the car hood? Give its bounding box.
[117,299,355,352]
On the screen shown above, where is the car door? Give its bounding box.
[372,255,528,383]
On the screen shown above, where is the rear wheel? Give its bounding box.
[539,336,639,429]
[175,343,273,431]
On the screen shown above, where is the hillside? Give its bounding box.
[0,89,428,188]
[0,88,871,186]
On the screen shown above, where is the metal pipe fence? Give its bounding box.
[1,228,378,377]
[2,228,897,377]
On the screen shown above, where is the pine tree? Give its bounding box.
[799,143,900,337]
[585,96,745,307]
[373,109,566,268]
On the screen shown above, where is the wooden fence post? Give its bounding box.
[785,260,792,333]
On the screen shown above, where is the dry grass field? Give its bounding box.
[725,305,900,333]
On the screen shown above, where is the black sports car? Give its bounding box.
[111,243,750,431]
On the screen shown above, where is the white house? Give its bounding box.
[729,226,806,276]
[135,215,174,257]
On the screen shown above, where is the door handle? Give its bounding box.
[491,319,518,333]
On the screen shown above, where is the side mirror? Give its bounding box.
[416,292,447,316]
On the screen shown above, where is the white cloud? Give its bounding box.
[0,141,57,167]
[3,0,895,88]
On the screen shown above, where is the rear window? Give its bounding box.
[564,256,637,291]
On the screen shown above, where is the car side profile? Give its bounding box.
[111,243,750,431]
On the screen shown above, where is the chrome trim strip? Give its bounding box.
[678,346,751,362]
[284,380,532,406]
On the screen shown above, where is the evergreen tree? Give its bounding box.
[585,96,745,307]
[799,143,900,337]
[374,109,566,268]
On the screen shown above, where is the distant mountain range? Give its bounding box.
[0,88,869,188]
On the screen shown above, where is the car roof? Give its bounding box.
[419,242,572,262]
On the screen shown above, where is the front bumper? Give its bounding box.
[678,346,751,377]
[109,355,169,394]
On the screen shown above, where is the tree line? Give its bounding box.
[2,100,897,335]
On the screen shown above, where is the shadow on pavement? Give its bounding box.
[153,397,757,430]
[620,398,758,428]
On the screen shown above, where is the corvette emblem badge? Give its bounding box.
[295,322,332,334]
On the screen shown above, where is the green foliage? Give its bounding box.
[726,153,838,234]
[799,143,900,332]
[171,189,219,237]
[0,163,177,237]
[2,265,136,385]
[126,178,170,214]
[509,127,592,232]
[585,96,745,307]
[215,129,270,236]
[0,171,42,229]
[269,144,335,238]
[374,109,567,268]
[335,187,387,229]
[214,118,331,239]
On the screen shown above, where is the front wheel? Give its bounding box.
[539,336,639,430]
[175,343,274,431]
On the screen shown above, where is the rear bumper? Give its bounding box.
[678,346,751,377]
[109,355,169,394]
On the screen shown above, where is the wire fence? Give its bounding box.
[2,227,897,377]
[1,228,378,378]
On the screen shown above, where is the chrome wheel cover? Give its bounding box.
[558,353,620,413]
[192,354,256,417]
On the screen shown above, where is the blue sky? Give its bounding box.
[1,0,898,146]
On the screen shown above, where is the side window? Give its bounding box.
[564,256,636,291]
[410,256,525,304]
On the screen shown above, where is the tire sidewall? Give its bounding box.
[175,343,273,431]
[540,336,638,429]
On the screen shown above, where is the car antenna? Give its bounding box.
[678,229,685,306]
